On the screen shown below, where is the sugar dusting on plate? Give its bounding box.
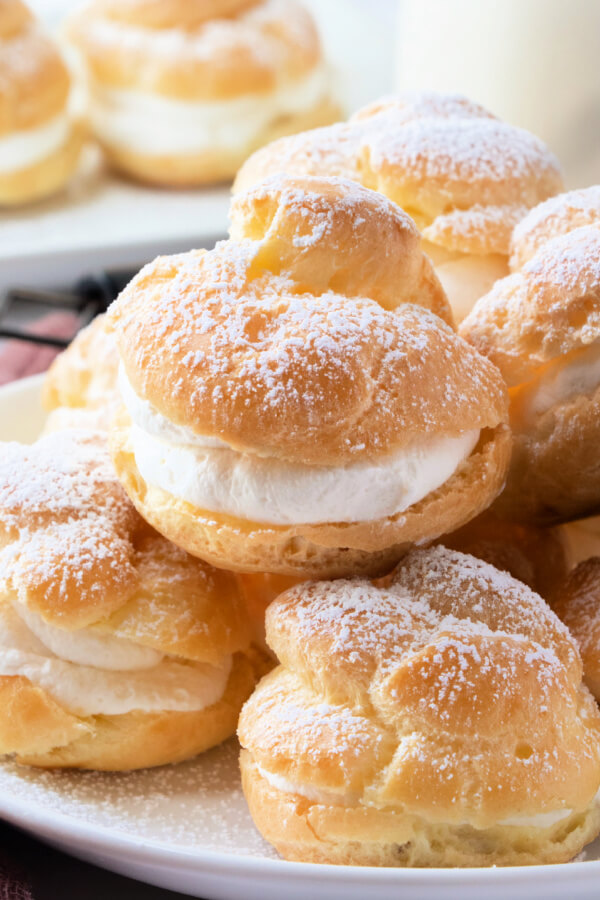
[0,738,277,858]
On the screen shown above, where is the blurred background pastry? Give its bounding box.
[0,429,256,769]
[461,186,600,524]
[109,175,510,578]
[234,91,563,322]
[65,0,341,186]
[0,0,83,205]
[238,545,600,866]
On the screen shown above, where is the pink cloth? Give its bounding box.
[0,312,78,386]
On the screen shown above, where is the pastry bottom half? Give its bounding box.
[0,651,254,771]
[110,413,512,578]
[241,752,600,868]
[0,125,84,206]
[97,97,341,187]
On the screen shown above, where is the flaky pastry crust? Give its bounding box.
[238,546,600,866]
[235,91,563,257]
[0,430,255,769]
[461,191,600,523]
[110,176,507,466]
[510,186,600,270]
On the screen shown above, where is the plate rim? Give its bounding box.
[1,777,600,887]
[2,374,600,889]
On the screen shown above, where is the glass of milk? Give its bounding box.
[395,0,600,186]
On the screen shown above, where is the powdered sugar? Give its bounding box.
[112,232,505,466]
[0,738,277,857]
[241,546,597,823]
[236,91,563,253]
[511,185,600,268]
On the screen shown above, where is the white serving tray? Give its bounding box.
[0,151,230,294]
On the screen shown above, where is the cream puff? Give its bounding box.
[234,91,564,322]
[0,0,83,205]
[461,186,600,524]
[65,0,340,186]
[552,557,600,701]
[441,510,567,601]
[0,428,256,770]
[238,545,600,867]
[42,314,120,433]
[109,175,510,578]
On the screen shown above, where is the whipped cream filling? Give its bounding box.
[0,603,231,716]
[0,112,71,175]
[517,340,600,425]
[17,603,163,671]
[88,63,330,157]
[120,368,480,526]
[257,765,578,829]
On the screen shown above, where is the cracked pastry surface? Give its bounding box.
[0,428,256,770]
[238,545,600,867]
[0,0,83,205]
[461,186,600,524]
[235,91,563,322]
[109,175,510,577]
[65,0,340,185]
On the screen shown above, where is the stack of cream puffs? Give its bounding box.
[0,0,83,204]
[65,0,340,185]
[235,91,564,322]
[461,185,600,523]
[5,88,600,870]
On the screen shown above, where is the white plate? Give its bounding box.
[1,376,600,900]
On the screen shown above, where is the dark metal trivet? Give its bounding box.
[0,268,137,349]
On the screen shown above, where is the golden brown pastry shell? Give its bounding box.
[240,751,600,867]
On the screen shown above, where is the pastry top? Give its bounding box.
[66,0,322,100]
[0,429,249,661]
[461,218,600,386]
[239,546,600,824]
[229,175,450,322]
[43,314,120,413]
[110,176,507,467]
[234,91,564,256]
[0,0,71,135]
[510,185,600,270]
